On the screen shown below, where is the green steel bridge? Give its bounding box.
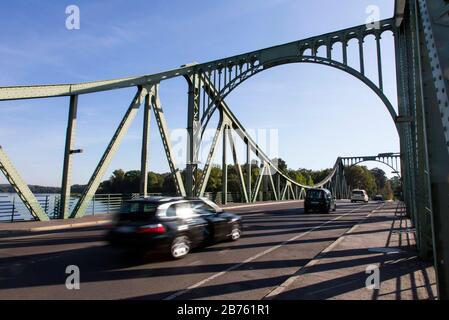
[0,0,448,298]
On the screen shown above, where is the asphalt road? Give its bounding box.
[0,200,383,300]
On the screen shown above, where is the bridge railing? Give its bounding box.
[0,190,304,222]
[0,193,147,222]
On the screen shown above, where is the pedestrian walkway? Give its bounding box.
[267,202,437,300]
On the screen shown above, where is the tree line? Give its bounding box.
[98,158,401,200]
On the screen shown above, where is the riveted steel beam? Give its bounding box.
[185,73,201,197]
[140,93,151,197]
[226,125,249,203]
[60,95,78,219]
[252,163,266,203]
[70,87,148,218]
[416,0,449,299]
[0,146,49,221]
[197,118,225,197]
[150,85,186,197]
[0,19,394,101]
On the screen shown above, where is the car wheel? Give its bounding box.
[170,236,190,259]
[229,225,241,241]
[304,207,309,214]
[333,204,337,212]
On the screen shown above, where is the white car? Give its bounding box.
[351,189,369,203]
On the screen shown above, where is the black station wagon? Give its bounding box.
[107,197,242,259]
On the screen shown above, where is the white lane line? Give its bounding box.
[263,203,386,299]
[163,203,374,300]
[186,260,202,266]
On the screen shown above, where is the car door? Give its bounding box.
[171,202,208,246]
[192,201,229,241]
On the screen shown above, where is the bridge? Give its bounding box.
[0,0,448,299]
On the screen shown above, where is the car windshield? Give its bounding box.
[352,191,364,195]
[307,190,323,199]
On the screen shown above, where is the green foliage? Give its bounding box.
[345,166,377,196]
[96,159,400,201]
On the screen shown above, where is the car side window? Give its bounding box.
[166,204,177,217]
[192,201,216,215]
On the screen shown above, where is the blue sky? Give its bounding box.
[0,0,398,187]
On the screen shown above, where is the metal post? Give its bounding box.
[222,125,228,205]
[60,95,78,219]
[11,197,15,223]
[376,33,384,91]
[417,0,449,298]
[140,93,151,197]
[186,73,200,198]
[359,37,365,75]
[70,87,147,218]
[246,140,252,202]
[342,40,348,65]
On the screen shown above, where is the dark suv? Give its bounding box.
[107,197,242,259]
[304,188,337,213]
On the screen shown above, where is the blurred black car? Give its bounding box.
[107,197,242,259]
[373,194,385,202]
[304,188,337,213]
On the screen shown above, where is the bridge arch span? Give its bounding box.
[201,55,398,136]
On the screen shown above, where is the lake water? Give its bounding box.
[0,193,132,222]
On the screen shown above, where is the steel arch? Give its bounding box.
[345,159,400,178]
[201,55,398,138]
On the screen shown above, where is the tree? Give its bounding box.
[346,166,377,196]
[370,168,387,191]
[382,180,394,200]
[271,158,287,173]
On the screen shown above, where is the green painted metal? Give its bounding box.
[0,146,49,221]
[226,125,249,203]
[185,73,201,198]
[416,0,449,299]
[150,85,186,197]
[140,93,151,197]
[0,2,446,297]
[60,95,78,219]
[70,87,148,218]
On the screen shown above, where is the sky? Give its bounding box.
[0,0,399,187]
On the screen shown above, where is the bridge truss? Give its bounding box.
[0,0,448,298]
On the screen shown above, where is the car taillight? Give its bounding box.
[137,224,166,234]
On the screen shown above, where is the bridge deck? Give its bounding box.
[0,200,435,300]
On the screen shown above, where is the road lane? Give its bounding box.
[0,201,382,300]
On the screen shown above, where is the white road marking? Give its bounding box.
[163,203,374,300]
[263,203,385,299]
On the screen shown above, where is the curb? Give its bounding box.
[0,219,112,236]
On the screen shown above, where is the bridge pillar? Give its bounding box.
[140,93,151,197]
[222,125,228,205]
[186,73,201,198]
[60,95,78,219]
[246,140,251,201]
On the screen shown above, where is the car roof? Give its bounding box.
[307,188,330,192]
[125,196,207,204]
